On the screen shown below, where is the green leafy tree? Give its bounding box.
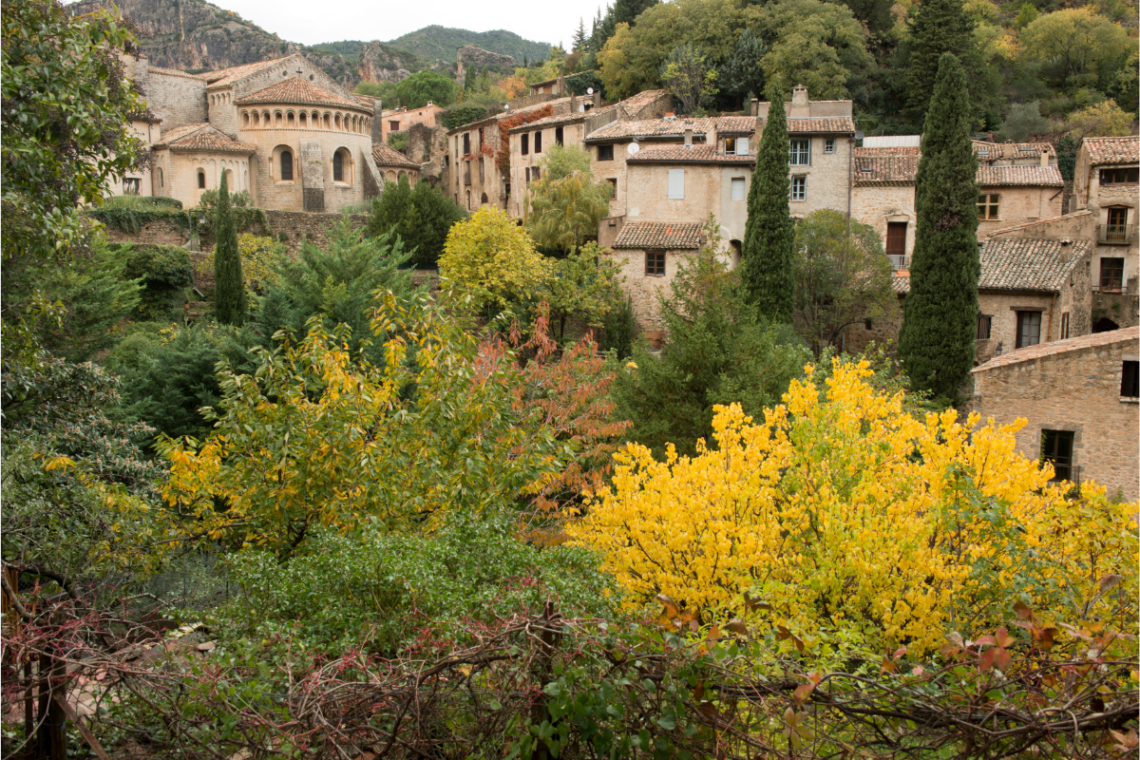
[1015,2,1038,28]
[123,244,194,320]
[442,104,490,130]
[613,0,660,25]
[395,71,459,109]
[355,80,399,105]
[756,0,873,101]
[441,208,553,311]
[1020,9,1131,92]
[740,95,795,322]
[612,228,809,459]
[719,29,767,105]
[660,43,719,114]
[902,0,976,127]
[534,243,623,340]
[256,216,417,365]
[898,54,979,403]
[600,289,637,359]
[213,171,245,326]
[526,145,613,253]
[369,175,466,268]
[1,0,146,361]
[792,210,898,356]
[1000,101,1051,141]
[1065,99,1133,138]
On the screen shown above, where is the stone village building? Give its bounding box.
[969,326,1139,502]
[118,53,386,212]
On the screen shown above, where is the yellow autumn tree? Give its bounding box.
[568,360,1137,655]
[439,207,552,310]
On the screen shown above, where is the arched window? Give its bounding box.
[333,150,344,182]
[224,168,235,189]
[280,150,293,181]
[157,168,164,188]
[298,112,307,128]
[242,111,250,127]
[197,170,206,189]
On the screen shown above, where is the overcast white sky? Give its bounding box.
[212,0,605,49]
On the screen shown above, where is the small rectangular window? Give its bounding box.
[725,137,737,156]
[555,126,564,146]
[886,222,908,257]
[1099,167,1140,185]
[463,133,471,155]
[597,144,614,161]
[1122,360,1139,398]
[390,120,400,131]
[1016,310,1041,348]
[789,139,810,166]
[1100,257,1125,291]
[525,167,531,183]
[668,169,685,200]
[825,138,836,153]
[645,250,666,276]
[535,131,543,153]
[1105,208,1129,243]
[532,167,541,181]
[731,177,746,201]
[479,158,485,183]
[607,177,617,199]
[1061,312,1069,339]
[790,176,806,201]
[976,314,992,340]
[978,193,1000,220]
[521,134,529,155]
[1040,430,1075,481]
[122,177,140,195]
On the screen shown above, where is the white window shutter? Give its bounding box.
[737,137,749,156]
[731,177,746,200]
[668,169,685,199]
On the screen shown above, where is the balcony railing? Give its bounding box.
[887,254,911,271]
[1097,223,1136,245]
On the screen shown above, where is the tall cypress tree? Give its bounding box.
[898,53,979,402]
[740,94,794,322]
[902,0,974,127]
[213,171,246,326]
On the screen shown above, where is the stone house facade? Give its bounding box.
[969,326,1139,502]
[121,53,385,212]
[108,111,163,199]
[507,90,672,218]
[380,102,444,142]
[1072,136,1139,328]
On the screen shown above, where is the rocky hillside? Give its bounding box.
[386,26,548,65]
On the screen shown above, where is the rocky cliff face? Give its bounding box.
[455,45,515,78]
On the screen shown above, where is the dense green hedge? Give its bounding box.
[86,205,272,237]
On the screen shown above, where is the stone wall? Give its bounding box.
[145,69,208,130]
[852,184,918,259]
[100,210,368,254]
[969,329,1139,501]
[625,162,723,227]
[977,184,1065,238]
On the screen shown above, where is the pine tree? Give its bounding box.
[573,18,588,51]
[213,171,246,326]
[740,94,794,322]
[897,53,979,402]
[902,0,974,127]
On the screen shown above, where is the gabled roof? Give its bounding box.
[148,65,207,80]
[201,56,294,88]
[984,209,1094,238]
[234,77,368,110]
[784,117,856,134]
[372,144,419,169]
[717,116,756,135]
[1084,135,1140,167]
[586,117,718,142]
[892,238,1090,295]
[973,325,1138,373]
[509,90,669,132]
[973,141,1052,161]
[854,154,920,186]
[626,144,755,165]
[612,221,704,250]
[977,164,1063,187]
[153,123,256,154]
[856,146,921,156]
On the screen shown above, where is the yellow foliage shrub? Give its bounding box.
[568,360,1137,655]
[439,207,552,309]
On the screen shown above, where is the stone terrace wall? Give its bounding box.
[100,210,369,253]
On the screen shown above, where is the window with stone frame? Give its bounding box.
[790,176,806,201]
[1015,310,1041,348]
[280,151,294,182]
[333,150,345,182]
[1105,208,1129,243]
[198,170,207,189]
[1040,430,1074,482]
[789,139,810,166]
[1099,167,1139,185]
[886,222,907,258]
[645,250,666,277]
[1122,360,1139,398]
[1100,257,1125,291]
[978,193,1000,220]
[597,144,614,161]
[976,313,992,340]
[521,134,529,155]
[825,138,836,153]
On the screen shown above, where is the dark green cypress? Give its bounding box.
[213,170,246,326]
[740,94,794,322]
[902,0,974,127]
[898,53,979,403]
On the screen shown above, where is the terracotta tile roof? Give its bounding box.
[515,90,671,131]
[891,238,1090,296]
[855,150,1063,187]
[201,56,293,87]
[978,238,1088,292]
[1084,135,1140,166]
[973,325,1138,373]
[147,65,207,80]
[586,117,719,142]
[235,78,368,110]
[784,117,856,134]
[977,164,1064,187]
[854,154,920,185]
[717,116,756,134]
[372,144,419,169]
[153,123,256,154]
[973,141,1052,160]
[983,209,1094,238]
[612,221,704,249]
[627,144,755,164]
[856,146,921,156]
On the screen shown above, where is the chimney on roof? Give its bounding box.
[709,122,718,152]
[570,93,578,113]
[593,90,602,108]
[751,98,759,117]
[790,84,810,118]
[684,127,693,146]
[1040,149,1050,167]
